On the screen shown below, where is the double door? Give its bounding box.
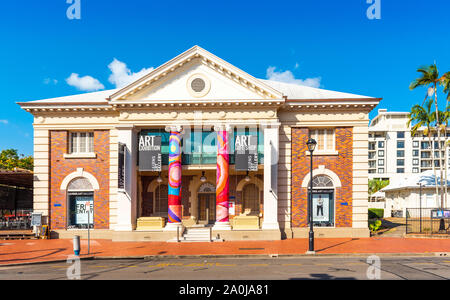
[198,193,216,224]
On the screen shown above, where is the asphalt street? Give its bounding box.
[1,255,450,280]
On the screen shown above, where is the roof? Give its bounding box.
[17,46,379,106]
[0,169,33,189]
[259,79,374,100]
[382,170,450,192]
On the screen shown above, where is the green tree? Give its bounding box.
[368,179,389,196]
[408,99,440,199]
[0,149,33,171]
[410,64,446,208]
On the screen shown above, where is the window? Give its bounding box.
[378,168,385,174]
[369,161,376,168]
[378,150,385,157]
[413,159,419,165]
[67,177,94,229]
[369,152,376,159]
[369,169,376,174]
[413,141,419,148]
[397,150,405,157]
[397,168,405,173]
[242,184,260,215]
[369,142,376,151]
[378,159,385,166]
[413,150,419,157]
[421,141,430,149]
[397,132,405,139]
[70,132,94,154]
[310,129,335,151]
[397,159,405,166]
[397,141,405,149]
[310,176,334,227]
[378,141,385,148]
[413,167,419,173]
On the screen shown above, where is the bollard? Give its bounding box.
[73,235,81,256]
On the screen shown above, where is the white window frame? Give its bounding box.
[310,129,336,153]
[69,132,94,154]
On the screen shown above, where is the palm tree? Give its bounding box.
[410,64,446,208]
[408,100,440,199]
[442,73,450,208]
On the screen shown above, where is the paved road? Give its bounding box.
[1,256,449,280]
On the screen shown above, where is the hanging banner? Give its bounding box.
[235,135,258,171]
[118,143,126,189]
[138,134,162,171]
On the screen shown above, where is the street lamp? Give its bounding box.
[306,137,317,254]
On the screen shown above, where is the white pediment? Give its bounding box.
[108,46,283,103]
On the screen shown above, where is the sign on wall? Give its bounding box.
[235,135,258,171]
[75,197,93,225]
[138,134,162,171]
[30,213,42,227]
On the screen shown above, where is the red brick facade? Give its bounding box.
[291,127,353,228]
[49,130,110,230]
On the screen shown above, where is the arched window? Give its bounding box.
[67,177,94,229]
[242,183,260,215]
[154,184,168,216]
[312,175,334,188]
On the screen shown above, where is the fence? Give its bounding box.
[406,208,450,235]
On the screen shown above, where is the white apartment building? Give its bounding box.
[369,109,450,182]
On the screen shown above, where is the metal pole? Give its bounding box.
[308,151,314,253]
[87,201,90,255]
[419,183,422,233]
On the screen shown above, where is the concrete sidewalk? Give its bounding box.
[1,237,450,266]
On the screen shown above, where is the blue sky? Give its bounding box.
[1,0,449,156]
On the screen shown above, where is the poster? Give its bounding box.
[312,194,329,222]
[138,134,162,171]
[235,135,258,171]
[75,197,94,225]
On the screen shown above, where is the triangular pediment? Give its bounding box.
[108,46,284,103]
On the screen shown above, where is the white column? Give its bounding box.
[115,125,137,231]
[262,123,280,230]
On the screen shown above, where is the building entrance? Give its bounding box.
[198,193,216,224]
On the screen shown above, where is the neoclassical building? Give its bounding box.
[19,46,380,241]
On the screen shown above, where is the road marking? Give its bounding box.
[215,263,236,267]
[346,262,366,266]
[315,263,333,266]
[92,266,109,268]
[282,264,302,266]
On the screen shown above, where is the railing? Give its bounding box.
[406,208,450,235]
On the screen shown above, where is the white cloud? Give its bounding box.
[43,78,58,85]
[266,66,321,88]
[0,120,8,125]
[108,58,154,88]
[66,73,105,92]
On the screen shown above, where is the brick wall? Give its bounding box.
[291,127,353,228]
[49,130,110,230]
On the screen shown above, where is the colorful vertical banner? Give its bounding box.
[216,130,230,223]
[168,131,182,223]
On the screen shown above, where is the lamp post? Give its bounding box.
[306,137,317,254]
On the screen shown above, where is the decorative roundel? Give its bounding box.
[187,74,211,98]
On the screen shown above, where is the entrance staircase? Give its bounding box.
[168,226,224,242]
